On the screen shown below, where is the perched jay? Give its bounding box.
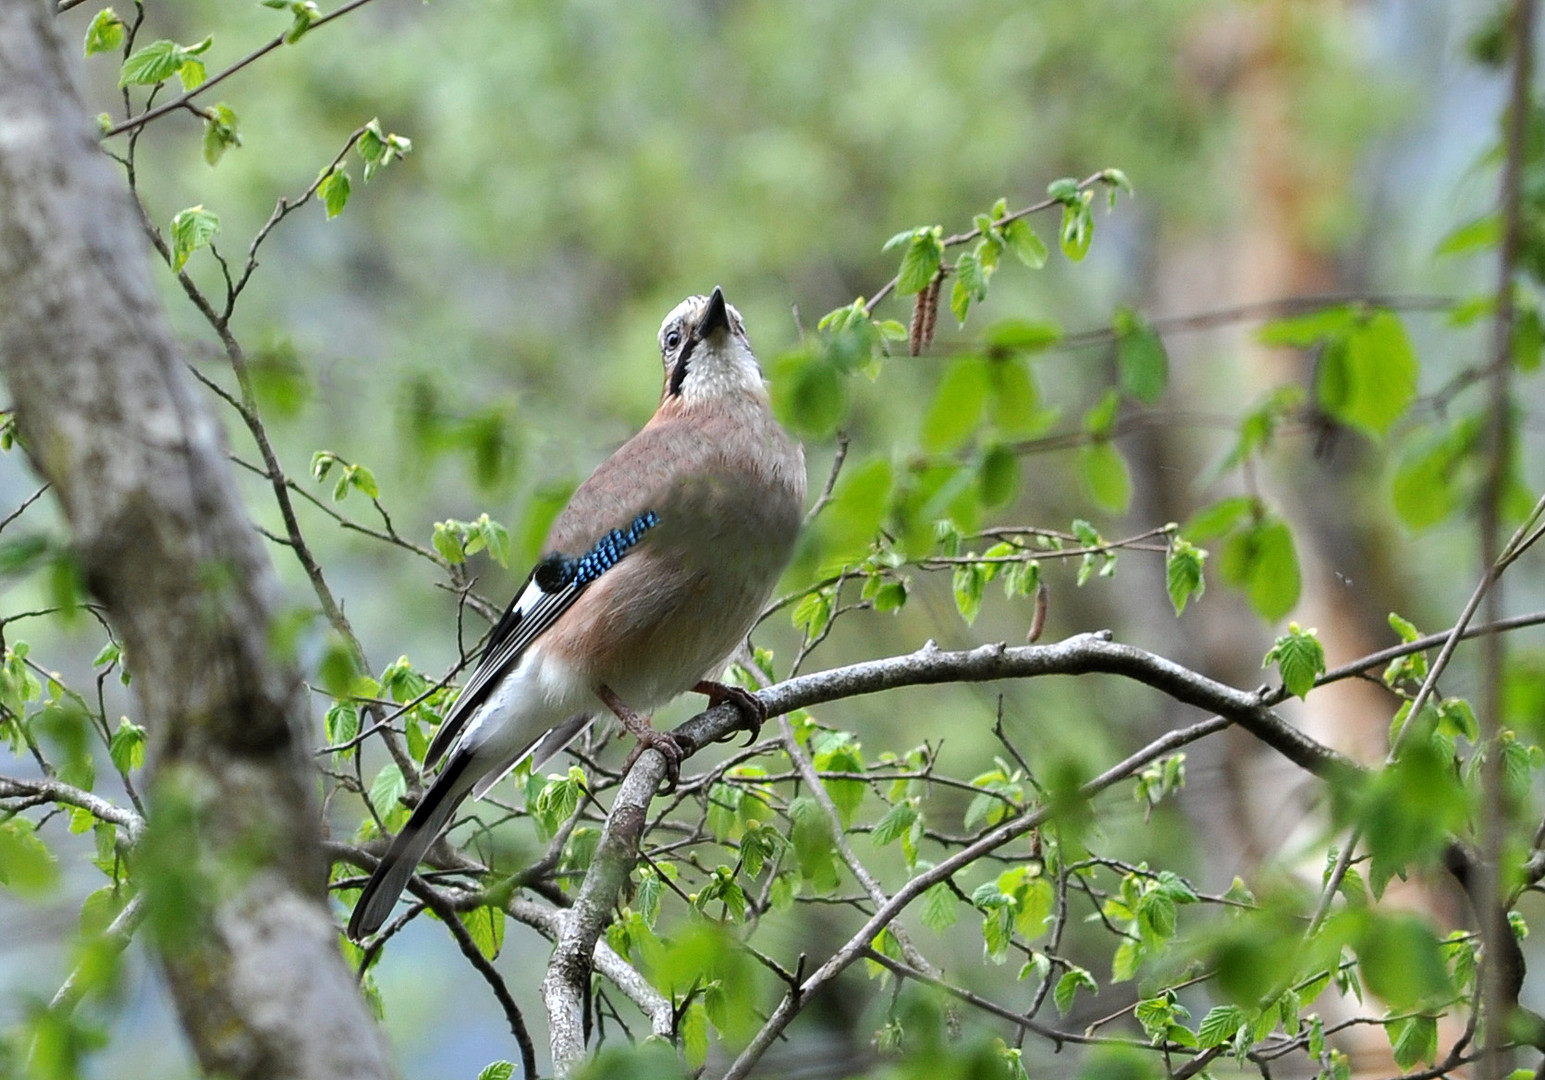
[347,288,806,938]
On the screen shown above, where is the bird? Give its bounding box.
[347,287,806,939]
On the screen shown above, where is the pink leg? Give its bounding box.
[598,683,685,791]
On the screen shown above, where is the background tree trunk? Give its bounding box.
[0,3,393,1077]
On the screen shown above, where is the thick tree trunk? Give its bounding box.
[0,3,393,1077]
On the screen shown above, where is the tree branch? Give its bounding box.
[100,0,385,139]
[544,629,1343,1075]
[0,775,143,840]
[0,10,392,1077]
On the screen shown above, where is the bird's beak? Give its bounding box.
[698,286,731,339]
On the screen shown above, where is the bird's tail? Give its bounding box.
[347,753,477,939]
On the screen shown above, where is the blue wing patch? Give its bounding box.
[423,511,659,768]
[534,511,659,591]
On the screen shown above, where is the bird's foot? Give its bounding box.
[694,679,767,745]
[599,683,685,792]
[620,727,686,792]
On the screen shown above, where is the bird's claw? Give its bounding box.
[697,680,767,745]
[623,727,687,793]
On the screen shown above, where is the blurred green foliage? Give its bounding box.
[3,0,1544,1078]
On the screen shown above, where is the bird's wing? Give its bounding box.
[423,511,659,768]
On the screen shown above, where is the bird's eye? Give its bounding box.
[664,329,682,351]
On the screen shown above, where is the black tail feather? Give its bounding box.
[347,754,474,939]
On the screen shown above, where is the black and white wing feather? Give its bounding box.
[422,511,659,768]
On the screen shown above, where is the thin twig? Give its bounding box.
[418,888,538,1079]
[802,432,849,526]
[0,484,49,534]
[101,0,385,138]
[862,172,1110,317]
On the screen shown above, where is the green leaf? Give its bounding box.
[1389,1015,1438,1070]
[80,884,127,939]
[1391,444,1457,530]
[1134,993,1185,1041]
[1264,623,1326,699]
[977,443,1020,509]
[1316,312,1418,437]
[477,1063,516,1080]
[1299,1014,1325,1058]
[1111,938,1142,982]
[1196,1004,1249,1049]
[108,717,146,773]
[118,40,182,86]
[988,359,1052,439]
[324,699,359,754]
[871,801,917,847]
[1256,305,1359,348]
[356,119,413,181]
[177,58,206,91]
[1113,307,1169,404]
[921,880,957,932]
[348,463,380,499]
[1100,167,1134,202]
[950,251,987,323]
[0,819,59,896]
[1351,911,1453,1011]
[1046,177,1080,202]
[1001,219,1048,269]
[980,903,1014,963]
[815,456,892,566]
[872,580,908,612]
[788,797,839,888]
[84,8,126,57]
[1183,496,1257,542]
[1136,888,1177,943]
[169,205,220,272]
[0,535,51,579]
[1436,214,1500,258]
[1436,698,1478,741]
[921,357,990,452]
[1083,388,1120,436]
[897,229,944,296]
[1220,517,1300,621]
[201,103,242,167]
[952,562,988,624]
[986,319,1061,354]
[812,732,863,814]
[1389,611,1421,643]
[1079,442,1131,515]
[318,167,351,219]
[461,904,505,960]
[771,347,848,440]
[477,515,511,567]
[1166,538,1206,616]
[792,592,831,644]
[1391,416,1479,532]
[1054,968,1097,1015]
[1059,195,1093,262]
[368,763,406,820]
[432,521,465,564]
[281,0,321,43]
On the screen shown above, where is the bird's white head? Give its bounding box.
[657,287,765,407]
